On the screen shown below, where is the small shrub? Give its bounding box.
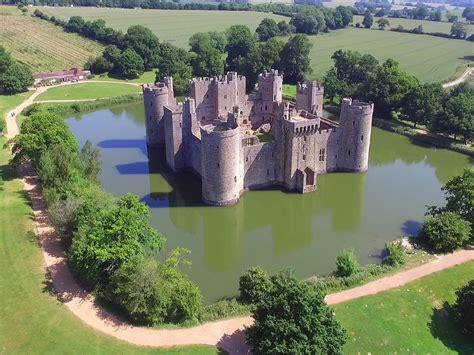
[239,266,272,304]
[201,298,250,322]
[453,279,474,336]
[383,241,406,266]
[335,249,359,277]
[419,212,471,252]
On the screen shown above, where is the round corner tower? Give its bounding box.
[143,77,174,147]
[200,124,242,206]
[337,98,374,172]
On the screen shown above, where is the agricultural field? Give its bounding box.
[335,261,474,353]
[0,7,103,73]
[34,82,141,101]
[307,28,474,83]
[352,15,474,34]
[39,7,287,48]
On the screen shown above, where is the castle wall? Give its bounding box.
[143,79,175,147]
[337,99,374,172]
[163,106,184,172]
[243,142,277,189]
[200,125,242,205]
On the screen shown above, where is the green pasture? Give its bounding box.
[306,27,474,83]
[0,91,33,131]
[94,70,157,84]
[35,82,141,101]
[352,15,474,34]
[39,7,287,48]
[335,261,474,354]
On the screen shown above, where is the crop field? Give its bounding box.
[352,15,474,34]
[39,7,287,48]
[35,7,472,83]
[0,7,103,73]
[307,28,474,83]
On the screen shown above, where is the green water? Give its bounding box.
[66,103,472,303]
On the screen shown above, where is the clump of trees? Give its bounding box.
[0,45,33,94]
[10,106,203,326]
[289,5,353,35]
[323,49,474,143]
[420,169,474,252]
[242,269,348,354]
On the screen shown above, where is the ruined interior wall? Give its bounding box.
[163,107,184,172]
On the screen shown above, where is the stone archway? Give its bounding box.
[305,167,315,186]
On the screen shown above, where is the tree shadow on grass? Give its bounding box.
[429,302,474,355]
[217,329,250,355]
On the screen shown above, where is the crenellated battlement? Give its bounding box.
[144,71,374,206]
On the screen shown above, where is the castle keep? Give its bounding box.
[143,70,374,206]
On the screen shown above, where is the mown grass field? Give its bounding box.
[0,7,103,73]
[306,27,474,82]
[352,15,474,34]
[35,82,141,101]
[335,261,474,354]
[94,70,157,84]
[40,7,287,48]
[0,91,33,131]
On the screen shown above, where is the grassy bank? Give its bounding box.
[0,137,220,354]
[35,82,141,101]
[335,261,474,353]
[94,71,157,84]
[0,7,103,73]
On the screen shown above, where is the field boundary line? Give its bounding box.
[4,89,474,354]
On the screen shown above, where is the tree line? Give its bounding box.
[33,10,314,92]
[324,49,474,143]
[0,46,34,95]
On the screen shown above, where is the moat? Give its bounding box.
[67,103,472,303]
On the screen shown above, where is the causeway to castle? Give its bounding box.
[143,70,374,206]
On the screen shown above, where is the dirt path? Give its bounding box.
[442,67,473,88]
[4,90,474,354]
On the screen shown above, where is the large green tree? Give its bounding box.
[69,193,165,288]
[362,11,373,28]
[110,249,202,325]
[453,279,474,336]
[10,110,78,168]
[189,32,225,77]
[0,62,33,94]
[450,21,468,38]
[256,18,280,41]
[279,34,312,84]
[402,83,445,128]
[115,48,144,79]
[419,212,471,252]
[246,269,347,354]
[290,9,326,35]
[124,25,161,70]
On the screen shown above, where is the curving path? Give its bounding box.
[442,67,473,88]
[4,88,474,354]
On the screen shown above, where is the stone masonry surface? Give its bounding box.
[143,70,374,206]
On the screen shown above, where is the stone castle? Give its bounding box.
[143,70,374,206]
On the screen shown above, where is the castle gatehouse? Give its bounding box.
[143,70,374,206]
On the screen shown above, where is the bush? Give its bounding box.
[383,241,406,266]
[419,212,471,252]
[239,266,272,304]
[453,279,474,336]
[335,249,359,277]
[201,298,250,322]
[246,269,347,354]
[109,250,203,326]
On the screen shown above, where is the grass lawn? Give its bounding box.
[306,27,474,83]
[352,15,474,35]
[0,7,103,73]
[0,138,220,354]
[0,91,34,131]
[35,82,141,101]
[39,7,287,49]
[335,261,474,353]
[94,70,157,84]
[282,84,296,97]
